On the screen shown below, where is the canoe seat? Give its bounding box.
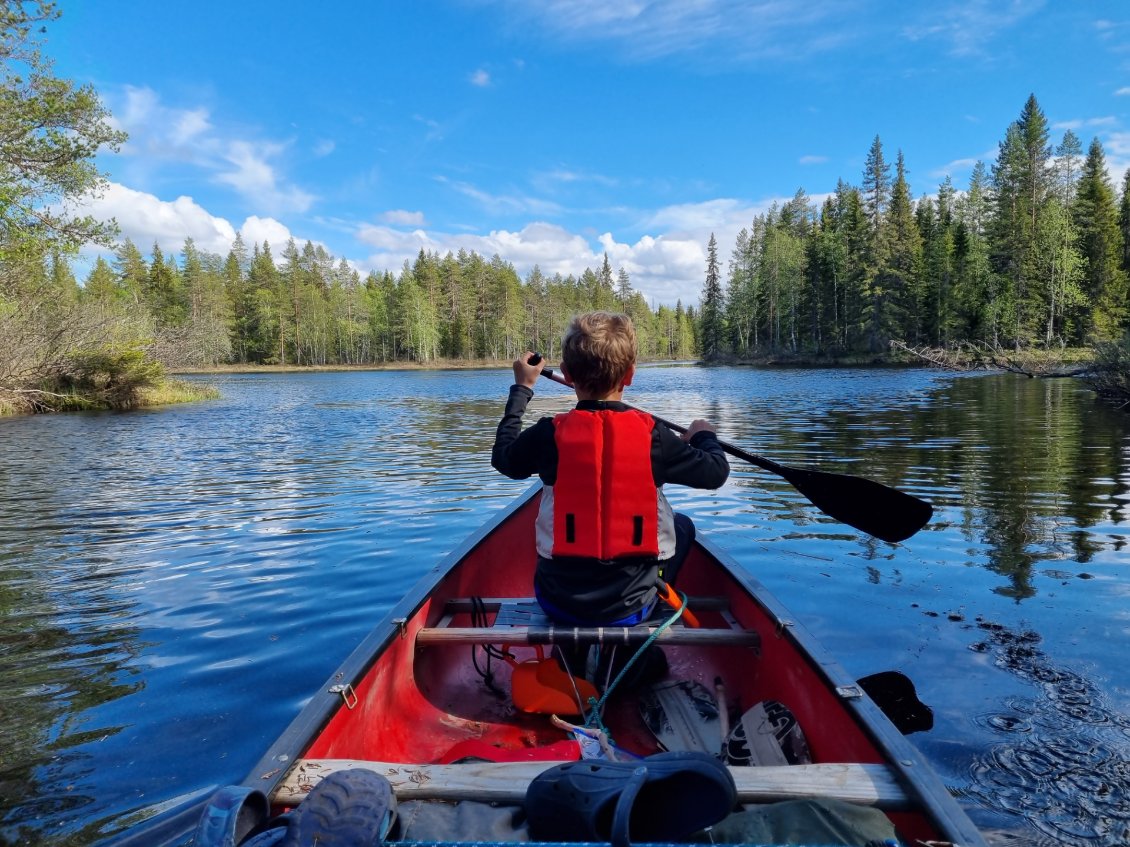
[415,597,761,648]
[274,758,912,810]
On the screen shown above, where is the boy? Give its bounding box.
[492,311,729,625]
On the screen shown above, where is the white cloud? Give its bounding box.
[106,85,314,216]
[75,182,237,255]
[381,209,427,226]
[901,1,1044,58]
[73,182,300,264]
[798,155,828,165]
[240,216,295,252]
[470,68,492,86]
[438,176,564,217]
[216,140,316,215]
[1052,116,1117,131]
[313,139,336,157]
[1115,87,1130,96]
[1105,131,1130,188]
[489,0,842,63]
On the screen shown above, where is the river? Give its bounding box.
[0,366,1128,846]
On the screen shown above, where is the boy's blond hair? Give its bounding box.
[561,311,637,396]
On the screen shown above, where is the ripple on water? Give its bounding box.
[967,620,1130,845]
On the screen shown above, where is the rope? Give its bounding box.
[582,589,689,740]
[469,596,507,697]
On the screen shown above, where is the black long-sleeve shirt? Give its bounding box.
[492,384,729,622]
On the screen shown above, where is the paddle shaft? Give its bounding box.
[523,357,932,543]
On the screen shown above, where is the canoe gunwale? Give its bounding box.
[693,531,986,846]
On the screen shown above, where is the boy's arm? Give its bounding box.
[491,385,543,479]
[654,424,730,489]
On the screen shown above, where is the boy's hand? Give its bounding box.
[682,419,715,442]
[513,352,543,388]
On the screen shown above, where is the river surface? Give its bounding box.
[1,366,1128,846]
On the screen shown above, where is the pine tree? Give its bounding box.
[113,238,147,309]
[1119,169,1130,280]
[616,267,632,304]
[0,1,126,260]
[699,234,725,360]
[885,151,922,343]
[861,136,893,351]
[725,226,758,355]
[1072,137,1128,341]
[82,256,117,317]
[144,242,185,327]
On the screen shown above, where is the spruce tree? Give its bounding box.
[1119,169,1130,279]
[1072,137,1128,341]
[699,234,725,360]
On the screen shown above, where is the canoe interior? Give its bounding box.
[281,489,957,845]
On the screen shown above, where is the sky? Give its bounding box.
[52,0,1130,308]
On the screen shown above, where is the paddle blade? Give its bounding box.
[777,465,933,543]
[858,671,934,735]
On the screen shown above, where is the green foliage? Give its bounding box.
[1085,334,1130,406]
[53,343,163,408]
[0,0,125,259]
[699,233,725,360]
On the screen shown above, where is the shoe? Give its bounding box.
[525,751,736,846]
[192,785,269,847]
[276,769,397,847]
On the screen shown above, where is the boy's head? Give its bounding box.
[561,311,637,397]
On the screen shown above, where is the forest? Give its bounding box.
[3,1,1130,412]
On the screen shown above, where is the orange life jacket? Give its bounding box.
[551,409,659,559]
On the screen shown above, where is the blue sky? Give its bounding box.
[56,1,1130,307]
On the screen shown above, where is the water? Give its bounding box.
[1,366,1128,846]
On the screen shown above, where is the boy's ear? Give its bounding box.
[560,364,575,386]
[622,365,635,387]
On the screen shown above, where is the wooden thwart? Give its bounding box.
[273,758,911,810]
[416,625,760,647]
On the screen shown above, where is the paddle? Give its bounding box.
[526,356,933,543]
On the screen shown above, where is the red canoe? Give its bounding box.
[127,485,986,847]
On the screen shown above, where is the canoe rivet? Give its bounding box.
[392,618,408,637]
[900,759,914,767]
[774,620,794,638]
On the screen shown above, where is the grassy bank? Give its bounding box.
[0,377,219,417]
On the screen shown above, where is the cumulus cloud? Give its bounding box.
[240,215,296,251]
[470,68,492,86]
[72,182,302,263]
[75,182,237,255]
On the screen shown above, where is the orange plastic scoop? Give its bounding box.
[506,647,598,715]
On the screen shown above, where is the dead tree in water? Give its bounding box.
[890,340,1093,378]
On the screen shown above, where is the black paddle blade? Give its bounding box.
[858,671,934,735]
[778,465,933,543]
